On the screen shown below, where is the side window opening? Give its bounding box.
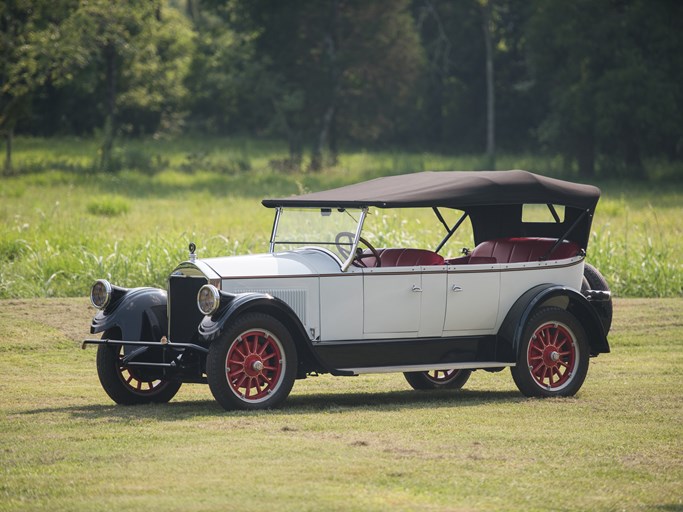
[522,204,565,224]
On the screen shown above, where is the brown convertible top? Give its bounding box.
[262,170,601,210]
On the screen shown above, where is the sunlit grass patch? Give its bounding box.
[86,196,131,217]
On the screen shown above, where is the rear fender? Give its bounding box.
[90,287,168,342]
[498,284,610,359]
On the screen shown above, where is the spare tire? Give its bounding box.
[581,263,613,335]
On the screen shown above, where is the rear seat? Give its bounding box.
[468,237,581,263]
[362,248,445,267]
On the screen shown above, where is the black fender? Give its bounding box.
[90,287,168,342]
[199,292,333,376]
[498,284,610,359]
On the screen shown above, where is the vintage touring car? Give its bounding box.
[83,170,612,410]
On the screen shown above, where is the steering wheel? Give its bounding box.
[334,232,382,267]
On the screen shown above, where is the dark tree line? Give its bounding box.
[2,0,681,177]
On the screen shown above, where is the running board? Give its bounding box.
[339,361,515,375]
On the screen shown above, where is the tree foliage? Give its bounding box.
[5,0,682,178]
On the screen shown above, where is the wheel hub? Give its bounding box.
[542,347,562,366]
[244,355,265,377]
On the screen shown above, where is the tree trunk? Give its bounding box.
[288,131,302,170]
[576,133,595,179]
[482,0,495,169]
[101,43,116,172]
[311,0,340,172]
[311,104,336,172]
[4,127,12,175]
[624,128,646,180]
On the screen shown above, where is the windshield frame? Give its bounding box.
[269,207,368,271]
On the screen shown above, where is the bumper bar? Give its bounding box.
[81,338,209,353]
[584,289,612,302]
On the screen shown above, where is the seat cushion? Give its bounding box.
[469,237,580,263]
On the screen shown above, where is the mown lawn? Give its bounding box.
[0,298,681,512]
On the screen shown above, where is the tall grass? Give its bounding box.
[1,136,681,298]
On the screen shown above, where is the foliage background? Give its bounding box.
[2,0,682,178]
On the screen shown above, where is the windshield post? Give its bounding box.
[341,207,368,272]
[269,207,282,253]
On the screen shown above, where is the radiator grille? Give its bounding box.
[168,276,207,344]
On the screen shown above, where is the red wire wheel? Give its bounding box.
[207,313,297,410]
[96,331,182,405]
[115,346,171,395]
[404,368,471,390]
[225,329,285,402]
[526,322,577,390]
[511,307,589,397]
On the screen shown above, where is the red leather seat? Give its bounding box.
[361,248,445,267]
[469,237,580,263]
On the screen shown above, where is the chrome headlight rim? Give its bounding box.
[90,279,112,310]
[197,284,221,316]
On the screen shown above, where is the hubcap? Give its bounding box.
[527,322,577,390]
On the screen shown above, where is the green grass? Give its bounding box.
[0,136,681,298]
[0,297,681,511]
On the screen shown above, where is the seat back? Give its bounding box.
[362,248,445,267]
[469,237,580,263]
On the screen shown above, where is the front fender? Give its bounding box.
[198,292,307,343]
[90,287,168,342]
[198,292,334,376]
[498,284,610,359]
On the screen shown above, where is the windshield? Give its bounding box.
[271,208,363,261]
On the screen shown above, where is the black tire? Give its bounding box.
[206,313,297,411]
[404,369,472,390]
[510,307,589,398]
[581,262,613,334]
[96,331,182,405]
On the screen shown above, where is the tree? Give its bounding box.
[527,0,683,178]
[481,0,495,168]
[0,0,73,174]
[22,0,193,170]
[244,0,424,169]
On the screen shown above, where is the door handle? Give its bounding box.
[411,285,422,292]
[451,285,463,292]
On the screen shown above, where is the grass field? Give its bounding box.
[0,297,681,511]
[1,136,681,299]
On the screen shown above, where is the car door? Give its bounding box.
[362,266,447,338]
[443,266,500,334]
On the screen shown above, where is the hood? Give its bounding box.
[198,249,342,279]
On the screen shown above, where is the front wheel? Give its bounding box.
[207,313,297,410]
[96,332,182,405]
[510,307,589,397]
[404,369,472,390]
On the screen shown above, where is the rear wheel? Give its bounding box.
[511,307,589,397]
[207,313,297,410]
[96,331,182,405]
[404,369,472,390]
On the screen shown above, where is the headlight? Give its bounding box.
[90,279,112,309]
[197,284,220,316]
